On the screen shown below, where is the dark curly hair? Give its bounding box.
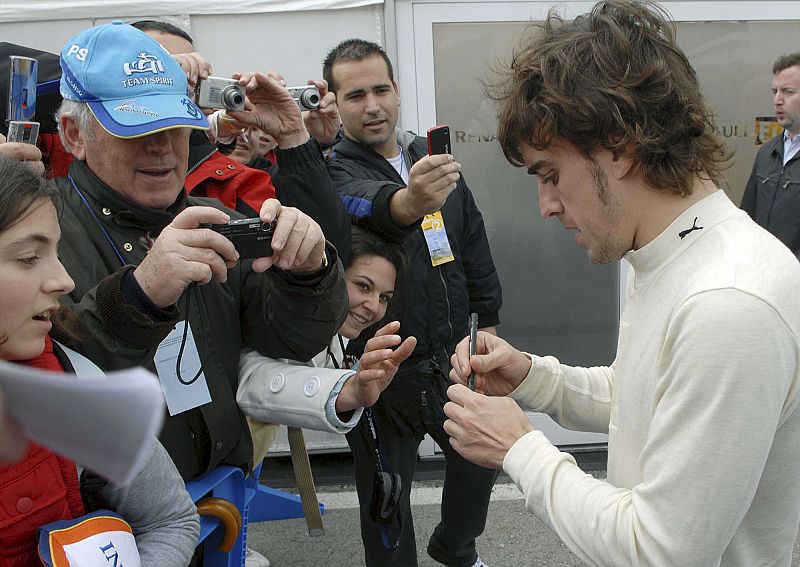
[488,0,729,196]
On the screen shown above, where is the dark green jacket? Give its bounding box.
[56,159,347,480]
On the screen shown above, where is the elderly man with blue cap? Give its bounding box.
[53,21,348,487]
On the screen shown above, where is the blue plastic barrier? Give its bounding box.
[186,466,250,567]
[246,461,325,523]
[186,461,325,566]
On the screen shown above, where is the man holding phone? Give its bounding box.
[323,39,502,567]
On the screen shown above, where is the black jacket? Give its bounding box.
[741,134,800,259]
[328,130,502,397]
[56,159,347,480]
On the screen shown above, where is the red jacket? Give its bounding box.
[37,132,73,179]
[0,338,84,566]
[185,150,276,216]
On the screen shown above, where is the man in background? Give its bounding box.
[741,52,800,259]
[229,127,277,172]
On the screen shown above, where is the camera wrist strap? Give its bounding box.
[176,283,203,385]
[364,409,390,474]
[363,407,402,549]
[329,335,401,548]
[328,337,387,469]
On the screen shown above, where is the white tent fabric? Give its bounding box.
[0,0,383,23]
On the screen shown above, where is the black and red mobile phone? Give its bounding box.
[427,124,451,155]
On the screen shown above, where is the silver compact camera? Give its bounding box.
[287,85,321,111]
[195,76,246,111]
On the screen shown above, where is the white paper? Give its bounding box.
[153,321,212,416]
[0,359,164,486]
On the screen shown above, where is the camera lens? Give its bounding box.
[221,86,245,109]
[301,90,320,109]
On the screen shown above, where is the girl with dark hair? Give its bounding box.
[0,156,199,566]
[338,225,408,341]
[237,225,415,461]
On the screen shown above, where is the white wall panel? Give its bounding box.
[0,0,382,22]
[0,7,384,82]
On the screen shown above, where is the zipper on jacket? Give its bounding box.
[187,145,218,175]
[420,390,427,407]
[437,268,454,341]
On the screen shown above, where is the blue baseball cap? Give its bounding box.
[59,21,208,138]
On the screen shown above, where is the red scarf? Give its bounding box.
[23,334,62,372]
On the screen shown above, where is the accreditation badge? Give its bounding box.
[153,320,211,416]
[421,211,455,266]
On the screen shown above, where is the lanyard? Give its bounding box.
[364,408,388,473]
[327,336,386,466]
[67,174,126,267]
[332,336,400,548]
[327,334,356,370]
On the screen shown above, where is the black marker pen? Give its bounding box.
[467,313,478,390]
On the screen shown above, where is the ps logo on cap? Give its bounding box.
[65,44,88,62]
